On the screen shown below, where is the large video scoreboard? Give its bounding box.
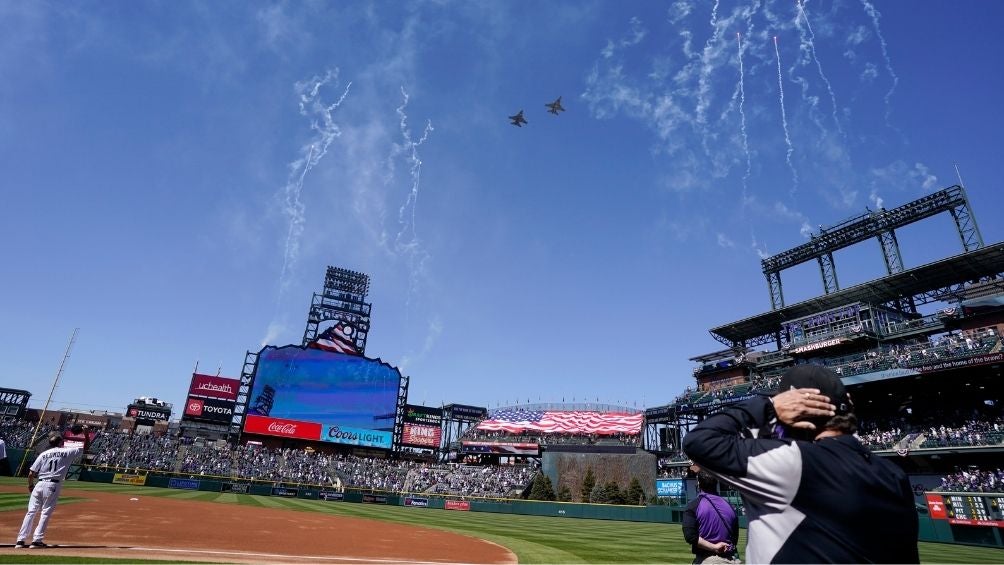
[243,345,402,449]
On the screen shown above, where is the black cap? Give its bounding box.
[778,365,852,418]
[48,433,63,446]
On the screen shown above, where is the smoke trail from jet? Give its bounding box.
[860,0,898,127]
[737,32,752,210]
[266,69,352,345]
[391,87,434,312]
[773,36,798,196]
[394,86,433,253]
[797,1,842,137]
[695,0,722,151]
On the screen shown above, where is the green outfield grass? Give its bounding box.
[1,478,1001,563]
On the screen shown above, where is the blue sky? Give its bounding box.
[2,1,1002,418]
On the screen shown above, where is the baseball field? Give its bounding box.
[0,478,1001,563]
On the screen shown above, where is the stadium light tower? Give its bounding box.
[301,266,372,354]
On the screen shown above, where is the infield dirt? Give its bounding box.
[0,486,516,564]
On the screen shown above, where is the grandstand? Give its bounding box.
[456,403,651,502]
[645,185,1004,499]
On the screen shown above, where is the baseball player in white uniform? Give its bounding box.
[16,425,90,548]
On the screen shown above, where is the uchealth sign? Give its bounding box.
[189,373,240,402]
[183,395,236,424]
[243,414,322,441]
[321,424,393,449]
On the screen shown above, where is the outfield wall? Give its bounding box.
[75,469,1002,548]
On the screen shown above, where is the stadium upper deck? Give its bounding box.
[647,187,1004,469]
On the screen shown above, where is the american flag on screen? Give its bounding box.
[309,322,360,355]
[476,409,642,435]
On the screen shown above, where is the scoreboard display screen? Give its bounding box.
[944,495,991,521]
[928,492,1004,527]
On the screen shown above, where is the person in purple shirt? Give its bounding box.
[682,469,739,564]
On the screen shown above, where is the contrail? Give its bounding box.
[860,0,898,128]
[797,0,842,137]
[391,87,434,312]
[393,86,433,254]
[773,35,798,197]
[737,32,752,211]
[695,0,722,155]
[266,69,351,345]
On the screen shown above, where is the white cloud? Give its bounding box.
[860,62,878,82]
[846,25,869,46]
[716,232,735,248]
[668,1,693,24]
[870,160,940,195]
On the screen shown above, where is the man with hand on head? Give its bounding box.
[16,424,91,549]
[683,365,918,564]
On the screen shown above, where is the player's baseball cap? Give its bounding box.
[47,433,63,446]
[778,364,853,419]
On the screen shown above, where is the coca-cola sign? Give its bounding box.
[189,374,240,401]
[243,414,321,441]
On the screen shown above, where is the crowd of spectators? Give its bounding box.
[656,452,691,479]
[672,326,1001,410]
[936,468,1004,493]
[420,463,536,498]
[0,418,58,449]
[90,432,181,472]
[82,430,534,498]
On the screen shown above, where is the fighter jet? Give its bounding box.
[545,96,565,115]
[509,110,527,127]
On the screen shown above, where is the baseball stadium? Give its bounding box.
[3,185,1004,563]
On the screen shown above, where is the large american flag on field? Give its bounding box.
[309,322,360,355]
[476,409,642,435]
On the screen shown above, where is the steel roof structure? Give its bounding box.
[710,242,1004,348]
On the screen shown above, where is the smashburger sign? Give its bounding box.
[243,414,322,441]
[182,395,235,424]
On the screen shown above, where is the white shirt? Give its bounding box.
[0,439,6,460]
[30,445,83,481]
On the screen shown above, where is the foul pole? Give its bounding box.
[17,328,79,476]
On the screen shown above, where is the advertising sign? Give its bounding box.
[271,486,299,498]
[222,482,251,494]
[461,441,539,456]
[189,373,240,402]
[916,353,1004,374]
[320,491,344,501]
[362,494,388,504]
[447,404,488,420]
[656,479,684,498]
[926,494,947,519]
[243,414,322,441]
[321,424,393,449]
[182,395,236,424]
[445,500,470,511]
[126,405,170,422]
[112,473,148,486]
[169,478,201,490]
[401,423,442,448]
[404,496,429,507]
[403,405,443,426]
